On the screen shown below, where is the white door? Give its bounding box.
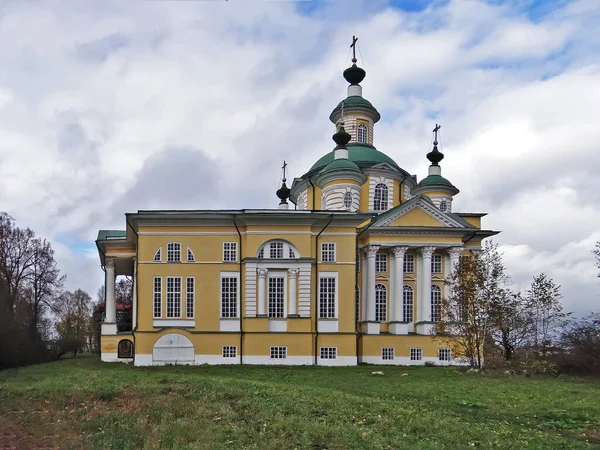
[152,333,195,365]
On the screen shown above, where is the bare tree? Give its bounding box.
[594,242,600,278]
[55,289,93,356]
[490,292,533,361]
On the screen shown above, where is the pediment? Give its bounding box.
[372,196,466,228]
[368,162,400,172]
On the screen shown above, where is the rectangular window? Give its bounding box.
[320,347,337,359]
[167,242,181,262]
[269,242,283,259]
[223,242,238,262]
[222,346,237,358]
[321,243,336,262]
[403,254,415,273]
[221,276,238,318]
[153,277,162,318]
[270,346,287,359]
[438,348,452,361]
[166,276,181,318]
[375,253,387,272]
[382,347,394,360]
[431,254,442,274]
[186,277,194,318]
[319,276,336,319]
[410,348,423,361]
[268,276,285,318]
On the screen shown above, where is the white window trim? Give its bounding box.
[431,285,442,322]
[153,276,162,319]
[165,276,182,318]
[431,254,443,274]
[320,347,337,360]
[267,271,288,318]
[410,347,423,361]
[382,347,394,360]
[375,253,387,272]
[375,283,387,322]
[186,276,195,319]
[270,346,287,359]
[373,183,389,211]
[321,242,336,263]
[220,271,240,319]
[166,242,181,262]
[256,240,299,259]
[318,271,338,319]
[222,346,237,358]
[187,247,195,262]
[403,285,414,322]
[223,242,238,263]
[404,254,415,273]
[438,348,452,361]
[357,123,368,144]
[153,248,162,262]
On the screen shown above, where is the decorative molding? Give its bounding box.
[374,197,465,228]
[288,268,299,278]
[418,246,436,258]
[364,244,380,258]
[152,319,195,328]
[257,268,269,278]
[392,246,409,259]
[105,257,116,268]
[446,247,462,259]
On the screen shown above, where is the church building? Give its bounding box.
[96,43,498,366]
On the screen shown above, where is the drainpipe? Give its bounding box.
[233,214,244,364]
[314,214,334,365]
[355,214,378,365]
[125,217,139,365]
[309,178,316,211]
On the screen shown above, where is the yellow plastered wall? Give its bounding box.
[243,333,313,356]
[317,334,357,357]
[460,216,481,228]
[134,330,240,355]
[322,178,361,189]
[359,182,370,212]
[360,335,445,358]
[388,208,444,227]
[101,335,132,354]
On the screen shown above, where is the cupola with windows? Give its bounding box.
[411,124,459,212]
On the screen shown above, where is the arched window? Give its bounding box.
[118,339,133,358]
[187,248,195,262]
[343,191,353,209]
[374,184,388,211]
[403,285,414,322]
[431,285,442,322]
[153,248,162,262]
[375,284,387,322]
[357,123,368,144]
[257,240,299,259]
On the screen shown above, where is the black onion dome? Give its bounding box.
[276,181,291,204]
[332,125,351,146]
[343,64,366,85]
[427,143,444,165]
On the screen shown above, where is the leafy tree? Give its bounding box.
[55,289,93,356]
[526,273,570,357]
[490,291,533,361]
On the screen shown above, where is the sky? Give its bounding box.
[0,0,598,313]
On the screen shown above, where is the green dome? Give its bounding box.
[322,158,362,173]
[329,96,381,123]
[418,175,456,188]
[309,144,401,173]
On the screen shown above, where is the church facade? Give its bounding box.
[96,52,498,366]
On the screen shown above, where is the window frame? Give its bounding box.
[223,242,238,262]
[373,183,389,211]
[118,339,133,358]
[431,254,442,274]
[257,240,298,259]
[268,273,286,318]
[431,285,442,322]
[382,347,394,360]
[357,123,368,144]
[153,276,162,318]
[270,346,287,359]
[166,242,181,262]
[222,346,237,358]
[343,191,353,208]
[320,347,337,360]
[403,254,415,273]
[220,272,240,319]
[187,247,195,262]
[186,276,195,319]
[438,348,452,361]
[375,284,387,322]
[403,285,414,322]
[153,248,162,262]
[318,272,338,319]
[166,276,182,318]
[410,348,423,361]
[321,242,336,263]
[375,253,387,272]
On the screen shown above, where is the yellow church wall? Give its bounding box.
[359,235,462,245]
[360,335,444,358]
[243,318,269,332]
[322,178,361,189]
[388,208,444,227]
[317,334,357,356]
[287,318,313,333]
[421,191,453,197]
[306,185,323,210]
[243,333,313,356]
[359,182,370,211]
[101,335,132,354]
[104,247,136,256]
[461,216,481,228]
[133,330,240,355]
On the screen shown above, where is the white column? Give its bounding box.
[444,247,462,303]
[362,244,380,334]
[132,257,137,329]
[417,247,435,334]
[101,257,117,336]
[288,269,298,316]
[257,268,268,316]
[390,247,408,335]
[361,251,367,321]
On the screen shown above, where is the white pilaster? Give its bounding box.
[132,257,137,329]
[390,246,408,335]
[362,244,380,334]
[288,269,298,316]
[257,269,268,316]
[417,247,435,334]
[102,257,117,335]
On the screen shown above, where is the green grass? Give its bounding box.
[1,357,599,449]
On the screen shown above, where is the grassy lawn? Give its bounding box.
[1,357,599,449]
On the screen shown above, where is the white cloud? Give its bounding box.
[0,0,598,310]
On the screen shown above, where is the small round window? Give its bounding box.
[439,200,448,212]
[343,192,353,209]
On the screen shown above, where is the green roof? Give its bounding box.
[322,158,362,173]
[329,96,381,123]
[417,174,455,187]
[97,230,126,241]
[308,143,400,173]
